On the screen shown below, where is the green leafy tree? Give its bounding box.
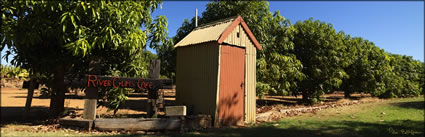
[341,35,423,98]
[293,18,348,103]
[378,55,406,98]
[0,64,29,79]
[419,62,425,95]
[1,1,167,116]
[155,38,176,80]
[256,11,304,98]
[341,36,390,98]
[380,54,422,98]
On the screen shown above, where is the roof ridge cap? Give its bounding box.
[194,16,238,30]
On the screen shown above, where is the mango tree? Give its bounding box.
[380,54,422,98]
[341,36,390,98]
[293,19,348,103]
[1,0,167,117]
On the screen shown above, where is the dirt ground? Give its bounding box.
[0,77,371,124]
[0,80,392,136]
[1,84,371,123]
[1,87,176,123]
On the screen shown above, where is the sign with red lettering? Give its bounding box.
[84,75,172,89]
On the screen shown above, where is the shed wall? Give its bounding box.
[223,24,257,123]
[244,37,257,123]
[175,42,220,118]
[223,25,243,47]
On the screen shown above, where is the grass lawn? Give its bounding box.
[1,97,423,137]
[181,97,424,137]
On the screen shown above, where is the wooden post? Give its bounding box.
[147,59,161,118]
[84,57,101,120]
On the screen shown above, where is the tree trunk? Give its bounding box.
[344,91,351,98]
[49,65,66,117]
[23,78,36,120]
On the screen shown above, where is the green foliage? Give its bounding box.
[0,65,29,79]
[1,0,167,77]
[293,18,348,101]
[124,50,158,78]
[1,0,168,115]
[257,11,305,97]
[1,0,167,74]
[39,87,52,98]
[420,63,425,95]
[256,82,271,99]
[341,36,390,98]
[341,35,423,99]
[380,54,422,98]
[98,87,130,116]
[155,38,176,81]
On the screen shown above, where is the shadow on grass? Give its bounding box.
[391,101,424,110]
[91,120,424,137]
[0,106,50,126]
[184,119,423,137]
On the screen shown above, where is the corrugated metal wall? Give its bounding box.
[175,42,220,118]
[223,25,257,123]
[244,37,257,123]
[224,25,244,48]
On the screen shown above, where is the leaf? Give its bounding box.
[60,13,67,23]
[63,25,66,32]
[81,2,86,11]
[70,14,77,28]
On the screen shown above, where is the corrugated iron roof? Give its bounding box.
[174,16,262,50]
[174,17,236,47]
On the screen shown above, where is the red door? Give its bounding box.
[218,45,245,125]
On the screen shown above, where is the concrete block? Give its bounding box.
[165,106,186,116]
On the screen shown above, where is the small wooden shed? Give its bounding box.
[174,16,261,126]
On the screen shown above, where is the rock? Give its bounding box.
[136,131,146,134]
[255,98,372,123]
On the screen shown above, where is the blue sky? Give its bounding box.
[151,1,424,61]
[1,1,423,65]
